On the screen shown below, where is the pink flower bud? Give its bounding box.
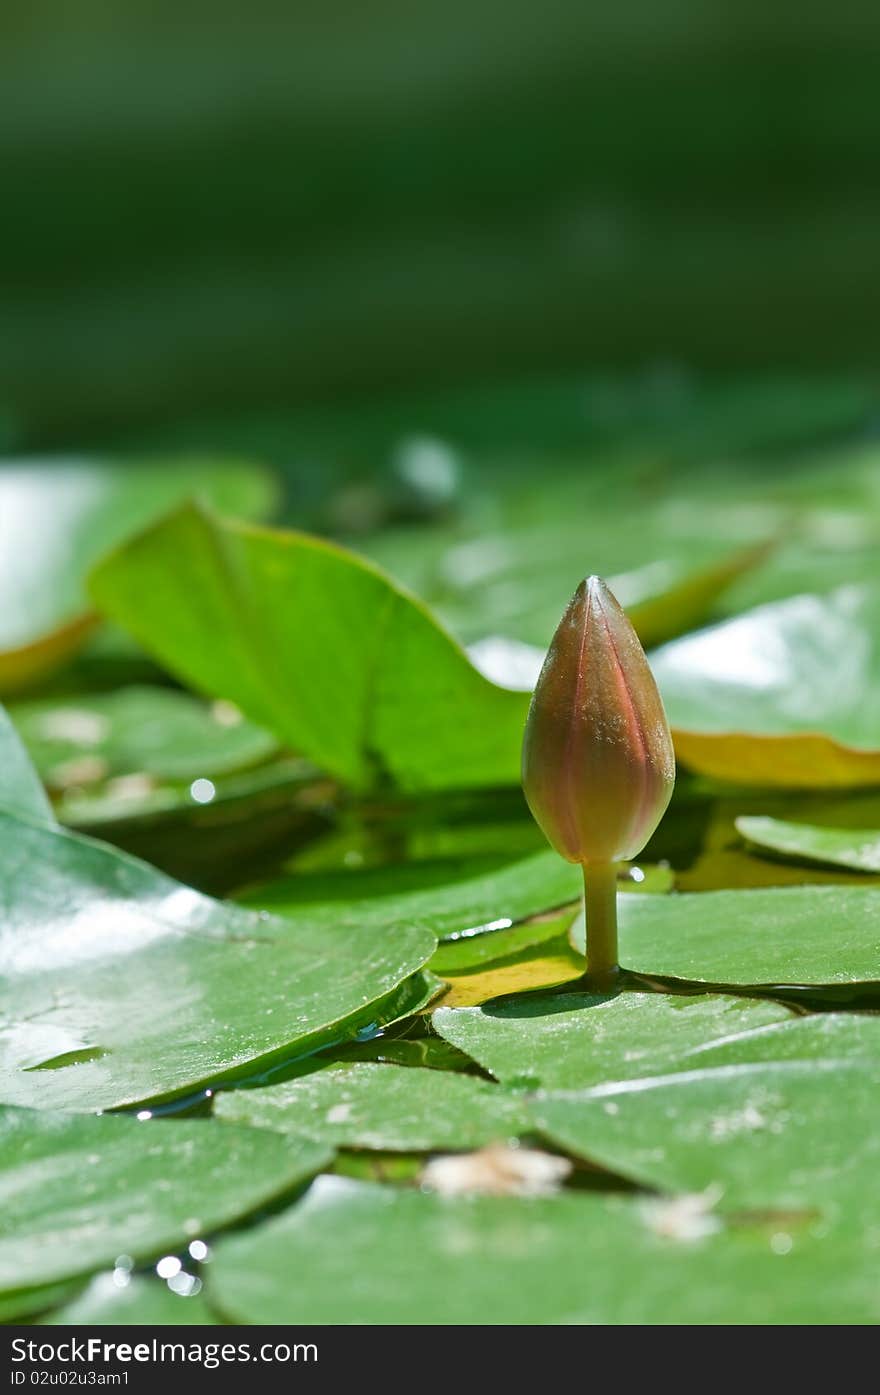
[522,576,675,866]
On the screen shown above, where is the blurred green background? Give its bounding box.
[4,0,880,447]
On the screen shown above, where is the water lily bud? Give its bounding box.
[522,576,675,866]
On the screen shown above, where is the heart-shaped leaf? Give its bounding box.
[0,459,276,694]
[0,1106,330,1294]
[89,501,528,791]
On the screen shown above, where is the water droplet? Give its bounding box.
[156,1255,182,1279]
[446,917,512,942]
[190,778,216,805]
[188,1240,209,1262]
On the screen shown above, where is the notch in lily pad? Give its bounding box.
[522,576,675,988]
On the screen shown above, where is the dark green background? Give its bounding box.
[3,1,880,444]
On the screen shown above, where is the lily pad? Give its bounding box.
[47,1274,218,1326]
[0,705,54,823]
[89,501,528,791]
[0,459,277,694]
[209,1175,880,1324]
[0,808,436,1110]
[11,686,279,791]
[215,1062,525,1152]
[652,585,880,787]
[242,849,581,944]
[429,914,569,974]
[0,1105,330,1293]
[737,815,880,874]
[434,992,793,1090]
[534,1016,880,1210]
[617,884,880,988]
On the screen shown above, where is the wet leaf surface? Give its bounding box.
[434,991,793,1090]
[0,810,436,1110]
[0,1106,330,1293]
[617,884,880,988]
[215,1061,525,1152]
[209,1175,880,1324]
[534,1015,880,1210]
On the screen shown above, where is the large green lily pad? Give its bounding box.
[209,1175,880,1324]
[534,1016,880,1210]
[0,809,436,1110]
[737,815,880,874]
[617,884,880,987]
[434,992,793,1090]
[215,1062,525,1152]
[89,501,528,791]
[0,459,276,694]
[242,848,580,943]
[0,1106,330,1293]
[652,585,880,787]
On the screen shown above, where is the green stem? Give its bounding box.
[582,861,619,989]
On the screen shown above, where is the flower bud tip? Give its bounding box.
[521,575,675,865]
